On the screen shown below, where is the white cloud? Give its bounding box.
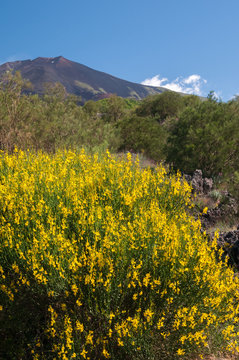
[183,74,201,84]
[228,93,239,101]
[141,73,207,96]
[212,91,222,100]
[141,75,168,87]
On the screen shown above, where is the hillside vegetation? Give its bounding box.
[1,72,239,359]
[1,149,239,359]
[1,72,239,193]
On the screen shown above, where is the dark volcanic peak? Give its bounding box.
[33,56,69,64]
[0,56,167,103]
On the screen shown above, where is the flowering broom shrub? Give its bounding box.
[0,149,239,359]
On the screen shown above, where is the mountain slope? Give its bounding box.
[0,56,167,102]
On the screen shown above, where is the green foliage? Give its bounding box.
[83,99,101,116]
[97,96,138,112]
[98,95,134,123]
[2,70,239,203]
[0,71,33,151]
[118,115,167,161]
[209,189,222,202]
[166,98,239,177]
[0,72,121,153]
[135,91,185,121]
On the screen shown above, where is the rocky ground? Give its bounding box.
[185,169,239,271]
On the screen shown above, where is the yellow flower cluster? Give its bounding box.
[0,148,239,359]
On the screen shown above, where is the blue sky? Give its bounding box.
[1,0,239,100]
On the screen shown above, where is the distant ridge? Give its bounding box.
[0,56,167,103]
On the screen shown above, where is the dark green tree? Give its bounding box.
[166,98,239,177]
[136,91,184,122]
[119,115,167,161]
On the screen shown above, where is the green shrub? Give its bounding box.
[118,115,167,161]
